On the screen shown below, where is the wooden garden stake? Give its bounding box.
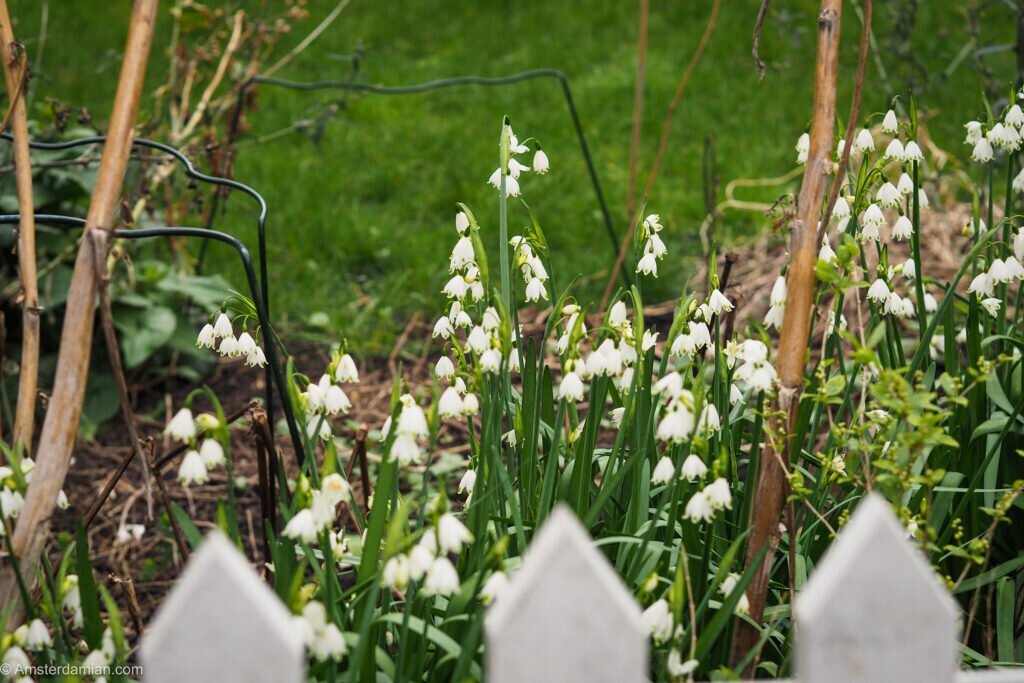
[730,0,843,671]
[0,0,159,621]
[0,0,39,454]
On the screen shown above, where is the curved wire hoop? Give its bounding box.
[0,210,306,465]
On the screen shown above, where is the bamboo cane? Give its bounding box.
[0,1,39,454]
[730,0,842,671]
[0,0,159,619]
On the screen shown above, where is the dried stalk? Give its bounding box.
[600,0,720,311]
[93,246,154,519]
[0,1,39,454]
[625,0,650,221]
[730,0,843,671]
[0,0,159,619]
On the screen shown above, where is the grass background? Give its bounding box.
[11,0,1020,352]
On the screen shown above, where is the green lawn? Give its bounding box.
[12,1,1019,352]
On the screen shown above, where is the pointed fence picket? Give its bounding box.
[140,495,1024,682]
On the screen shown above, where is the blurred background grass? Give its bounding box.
[11,0,1019,353]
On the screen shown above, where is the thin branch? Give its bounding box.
[601,0,720,311]
[753,0,771,81]
[818,0,872,249]
[625,0,650,221]
[0,1,40,454]
[263,0,352,79]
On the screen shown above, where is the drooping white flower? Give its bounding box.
[532,148,549,174]
[177,449,208,486]
[461,393,480,416]
[657,405,695,444]
[196,324,216,348]
[705,478,732,510]
[0,487,23,518]
[559,371,585,402]
[25,619,51,650]
[423,557,460,596]
[883,138,905,161]
[964,120,983,145]
[989,258,1013,284]
[236,332,257,356]
[972,137,994,163]
[324,384,351,415]
[311,623,348,662]
[438,387,463,418]
[166,408,196,442]
[283,509,319,544]
[853,128,874,153]
[684,489,715,523]
[981,297,1002,317]
[667,651,700,677]
[892,215,913,240]
[525,277,548,302]
[482,571,510,604]
[901,259,916,280]
[708,289,733,315]
[876,182,900,208]
[1007,104,1024,128]
[199,439,225,469]
[968,272,994,297]
[382,554,410,591]
[455,211,470,235]
[391,434,423,466]
[213,313,233,338]
[437,513,473,555]
[867,279,890,303]
[831,195,850,221]
[902,141,924,163]
[924,292,938,313]
[818,236,837,264]
[459,469,477,496]
[432,316,455,340]
[636,251,658,277]
[651,457,675,485]
[480,348,503,374]
[610,406,626,426]
[681,454,708,482]
[1006,256,1024,280]
[795,132,810,164]
[697,404,721,434]
[896,173,914,195]
[862,203,885,231]
[881,109,899,134]
[246,346,267,368]
[397,395,429,438]
[435,356,455,381]
[642,599,674,644]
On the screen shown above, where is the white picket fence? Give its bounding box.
[139,495,1024,682]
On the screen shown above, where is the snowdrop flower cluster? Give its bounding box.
[683,477,733,524]
[165,407,226,486]
[635,214,668,277]
[486,123,547,197]
[641,598,673,644]
[294,601,347,662]
[730,339,778,394]
[388,394,431,466]
[380,511,471,598]
[719,571,751,616]
[283,473,353,544]
[196,312,267,368]
[302,352,358,440]
[0,458,60,538]
[966,237,1024,316]
[510,235,550,302]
